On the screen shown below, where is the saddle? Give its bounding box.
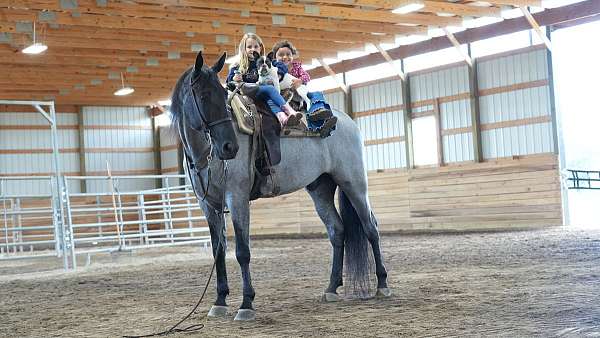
[228,83,319,199]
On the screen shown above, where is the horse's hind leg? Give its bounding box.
[200,203,230,317]
[337,179,390,295]
[306,174,344,301]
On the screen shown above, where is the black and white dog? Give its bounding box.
[256,51,312,110]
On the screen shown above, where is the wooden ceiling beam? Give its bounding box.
[466,0,542,7]
[5,91,173,106]
[0,5,421,43]
[6,31,366,57]
[0,44,217,61]
[132,0,460,26]
[0,49,328,70]
[2,0,423,36]
[325,0,501,17]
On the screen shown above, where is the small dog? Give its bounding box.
[256,51,281,93]
[257,52,312,111]
[279,72,311,111]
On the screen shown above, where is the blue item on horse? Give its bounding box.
[306,91,335,133]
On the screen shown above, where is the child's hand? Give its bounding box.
[291,78,302,89]
[233,73,243,82]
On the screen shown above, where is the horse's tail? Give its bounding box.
[338,190,373,298]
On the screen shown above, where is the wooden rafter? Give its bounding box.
[135,0,462,26]
[317,58,348,94]
[443,28,472,67]
[520,6,553,51]
[374,44,405,81]
[350,0,502,17]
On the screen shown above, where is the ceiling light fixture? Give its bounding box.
[114,72,135,96]
[22,21,48,55]
[392,0,425,14]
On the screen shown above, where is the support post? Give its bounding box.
[468,44,483,162]
[545,27,568,225]
[401,61,414,169]
[151,111,162,189]
[433,98,444,167]
[342,72,354,119]
[77,106,87,192]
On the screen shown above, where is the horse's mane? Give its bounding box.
[170,67,194,130]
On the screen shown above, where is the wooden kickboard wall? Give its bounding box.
[249,154,562,235]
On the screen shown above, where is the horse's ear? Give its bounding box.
[193,51,204,77]
[211,52,226,73]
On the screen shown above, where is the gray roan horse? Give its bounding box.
[171,51,390,321]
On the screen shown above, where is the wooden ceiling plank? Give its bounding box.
[133,0,461,26]
[0,12,398,52]
[327,0,502,17]
[465,0,542,6]
[2,1,423,37]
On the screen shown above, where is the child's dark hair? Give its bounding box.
[272,40,298,56]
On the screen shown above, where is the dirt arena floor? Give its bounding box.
[2,227,600,337]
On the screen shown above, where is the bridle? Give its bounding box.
[185,75,231,211]
[189,75,232,130]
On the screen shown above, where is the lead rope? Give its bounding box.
[123,161,228,338]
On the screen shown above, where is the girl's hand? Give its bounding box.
[233,74,243,82]
[291,78,302,89]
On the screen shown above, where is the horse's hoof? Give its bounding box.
[234,309,256,321]
[376,288,392,298]
[322,292,341,302]
[207,305,228,318]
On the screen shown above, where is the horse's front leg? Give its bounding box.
[200,203,230,318]
[228,196,256,321]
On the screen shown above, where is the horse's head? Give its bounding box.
[187,51,239,160]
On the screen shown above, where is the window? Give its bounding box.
[412,116,439,166]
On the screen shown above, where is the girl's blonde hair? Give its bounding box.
[237,33,265,74]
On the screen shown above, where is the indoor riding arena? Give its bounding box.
[2,1,600,337]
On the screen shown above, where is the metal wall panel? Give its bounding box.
[478,48,553,159]
[324,90,346,115]
[482,122,554,158]
[352,78,406,170]
[353,78,403,112]
[443,133,474,163]
[82,106,156,192]
[479,86,550,123]
[477,48,547,90]
[0,110,80,195]
[410,64,473,163]
[159,126,179,173]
